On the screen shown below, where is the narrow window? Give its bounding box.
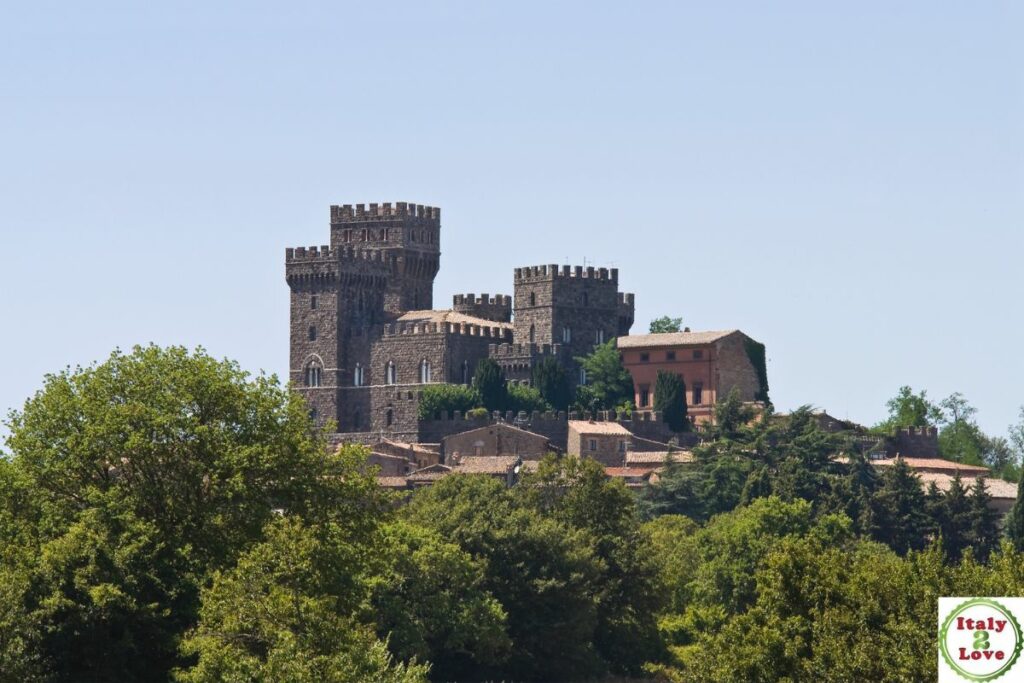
[562,326,572,343]
[420,359,432,383]
[354,363,364,387]
[639,385,650,407]
[310,295,318,310]
[595,329,604,344]
[579,367,587,385]
[310,407,318,421]
[385,361,396,385]
[386,408,393,426]
[693,382,703,405]
[618,440,627,453]
[666,351,676,361]
[308,326,317,341]
[693,349,704,360]
[640,352,649,362]
[529,292,536,306]
[589,439,597,452]
[305,364,322,387]
[529,324,535,343]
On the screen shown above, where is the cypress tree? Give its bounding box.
[1007,466,1024,552]
[871,458,930,555]
[968,477,1000,562]
[941,473,971,562]
[531,357,571,411]
[473,358,508,412]
[654,370,689,432]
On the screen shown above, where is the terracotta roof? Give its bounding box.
[397,309,512,330]
[918,472,1018,500]
[568,420,631,435]
[406,464,452,482]
[876,457,989,474]
[376,476,409,489]
[452,456,520,474]
[626,450,694,465]
[616,330,738,349]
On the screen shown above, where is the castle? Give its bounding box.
[286,202,635,442]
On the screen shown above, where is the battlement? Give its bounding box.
[286,245,397,263]
[618,292,635,306]
[425,408,664,425]
[452,293,512,307]
[513,264,619,283]
[383,321,513,341]
[894,426,938,437]
[330,202,440,223]
[487,342,562,358]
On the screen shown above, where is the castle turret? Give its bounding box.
[452,293,513,323]
[329,202,440,313]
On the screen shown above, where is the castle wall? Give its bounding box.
[714,332,762,404]
[453,293,512,323]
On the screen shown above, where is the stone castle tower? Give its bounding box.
[286,202,634,438]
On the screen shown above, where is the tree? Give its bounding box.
[654,371,689,432]
[506,382,550,414]
[532,357,572,410]
[417,384,480,419]
[871,458,930,555]
[1006,465,1024,552]
[1,345,391,680]
[177,517,428,683]
[575,340,634,413]
[968,477,1000,562]
[473,358,508,412]
[939,473,972,561]
[875,385,942,432]
[937,393,988,465]
[649,316,683,334]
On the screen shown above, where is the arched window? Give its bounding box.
[529,292,536,306]
[529,324,535,343]
[419,359,431,383]
[386,408,394,427]
[305,361,322,387]
[385,361,396,385]
[308,326,317,341]
[353,363,364,387]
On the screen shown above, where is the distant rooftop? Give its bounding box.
[568,420,631,435]
[397,309,512,330]
[617,330,738,349]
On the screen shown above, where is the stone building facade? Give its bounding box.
[286,202,636,439]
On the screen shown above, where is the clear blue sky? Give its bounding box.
[1,2,1021,440]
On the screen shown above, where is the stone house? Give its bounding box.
[617,329,768,425]
[441,423,551,462]
[568,420,632,466]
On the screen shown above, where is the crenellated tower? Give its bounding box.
[329,202,440,313]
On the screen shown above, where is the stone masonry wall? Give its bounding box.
[714,332,762,403]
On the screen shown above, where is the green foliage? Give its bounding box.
[742,337,770,404]
[472,358,508,412]
[177,517,428,683]
[869,457,931,555]
[649,316,683,333]
[654,370,689,432]
[1007,466,1024,552]
[575,340,634,412]
[506,382,550,415]
[937,393,988,465]
[416,383,480,419]
[531,356,572,410]
[875,385,943,432]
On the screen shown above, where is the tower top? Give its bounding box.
[330,202,440,223]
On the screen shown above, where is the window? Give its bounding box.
[639,385,650,407]
[385,361,396,385]
[693,349,704,360]
[640,352,649,362]
[386,408,393,426]
[528,324,535,343]
[310,295,318,310]
[595,329,604,344]
[562,326,572,343]
[529,292,536,306]
[693,382,703,406]
[666,351,675,361]
[353,363,364,387]
[308,326,317,341]
[618,440,627,453]
[310,407,318,421]
[589,439,597,452]
[305,363,322,387]
[579,367,587,385]
[419,359,431,383]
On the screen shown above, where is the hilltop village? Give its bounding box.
[286,201,1018,513]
